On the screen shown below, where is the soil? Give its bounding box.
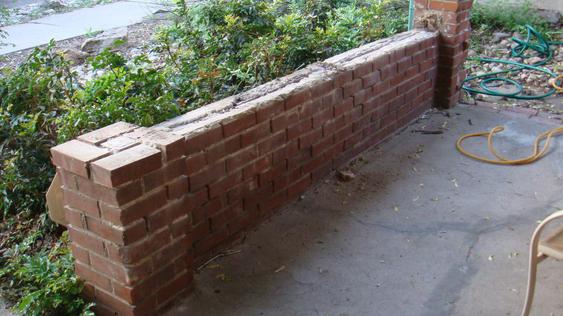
[0,15,172,70]
[463,28,563,118]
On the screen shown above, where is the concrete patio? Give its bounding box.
[166,104,563,316]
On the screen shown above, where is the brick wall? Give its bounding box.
[50,25,469,315]
[414,0,473,108]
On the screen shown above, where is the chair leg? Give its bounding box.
[521,253,541,316]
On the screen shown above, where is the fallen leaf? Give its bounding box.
[275,265,286,273]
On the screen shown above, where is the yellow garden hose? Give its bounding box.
[551,74,563,93]
[456,126,563,165]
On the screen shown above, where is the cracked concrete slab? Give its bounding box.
[166,104,563,316]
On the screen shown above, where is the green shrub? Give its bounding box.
[158,0,407,107]
[470,0,551,34]
[0,231,94,316]
[57,50,181,142]
[0,42,76,219]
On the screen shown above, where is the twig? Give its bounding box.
[412,129,444,134]
[196,249,242,272]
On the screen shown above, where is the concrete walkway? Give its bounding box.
[166,105,563,316]
[0,0,170,55]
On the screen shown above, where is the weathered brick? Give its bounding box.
[75,262,112,292]
[185,126,223,155]
[91,145,162,188]
[167,176,189,200]
[189,161,226,192]
[185,152,207,175]
[222,111,257,135]
[226,147,257,172]
[64,189,100,218]
[78,122,137,145]
[51,140,110,178]
[285,88,311,110]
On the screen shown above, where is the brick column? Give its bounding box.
[414,0,472,108]
[51,122,192,316]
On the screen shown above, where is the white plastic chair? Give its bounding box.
[522,210,563,316]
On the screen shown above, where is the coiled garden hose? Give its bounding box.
[456,126,563,165]
[462,25,563,100]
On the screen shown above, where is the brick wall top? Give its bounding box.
[155,30,438,140]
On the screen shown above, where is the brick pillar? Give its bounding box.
[413,0,472,108]
[51,122,192,316]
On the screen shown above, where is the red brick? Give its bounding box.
[312,107,334,129]
[189,161,226,192]
[162,158,188,183]
[119,228,171,265]
[334,70,353,87]
[205,136,240,164]
[285,88,311,110]
[256,97,285,122]
[429,0,460,11]
[136,129,186,162]
[68,227,106,256]
[240,122,271,147]
[353,62,373,79]
[209,171,243,198]
[70,243,90,264]
[185,126,223,155]
[121,188,167,225]
[63,189,100,218]
[185,152,206,176]
[91,145,162,188]
[167,176,189,200]
[342,79,363,97]
[298,128,322,150]
[258,131,286,155]
[287,119,313,140]
[75,262,112,292]
[78,122,137,145]
[311,80,334,98]
[143,168,164,192]
[226,147,257,172]
[146,207,170,233]
[222,111,256,135]
[243,155,272,179]
[51,140,110,178]
[65,206,85,229]
[334,98,354,117]
[75,176,143,206]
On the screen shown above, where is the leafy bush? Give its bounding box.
[57,50,181,142]
[0,42,76,219]
[0,231,94,316]
[158,0,407,107]
[470,0,550,34]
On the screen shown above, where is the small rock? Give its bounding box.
[337,170,356,182]
[468,49,476,57]
[493,32,511,43]
[525,56,543,65]
[41,0,66,11]
[491,66,503,73]
[537,10,561,24]
[81,27,128,53]
[61,48,90,65]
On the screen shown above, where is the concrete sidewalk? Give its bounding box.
[166,105,563,316]
[0,0,170,55]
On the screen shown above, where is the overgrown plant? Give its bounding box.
[470,0,551,34]
[57,49,181,141]
[158,0,408,107]
[0,231,94,316]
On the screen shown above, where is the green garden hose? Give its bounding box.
[462,25,563,100]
